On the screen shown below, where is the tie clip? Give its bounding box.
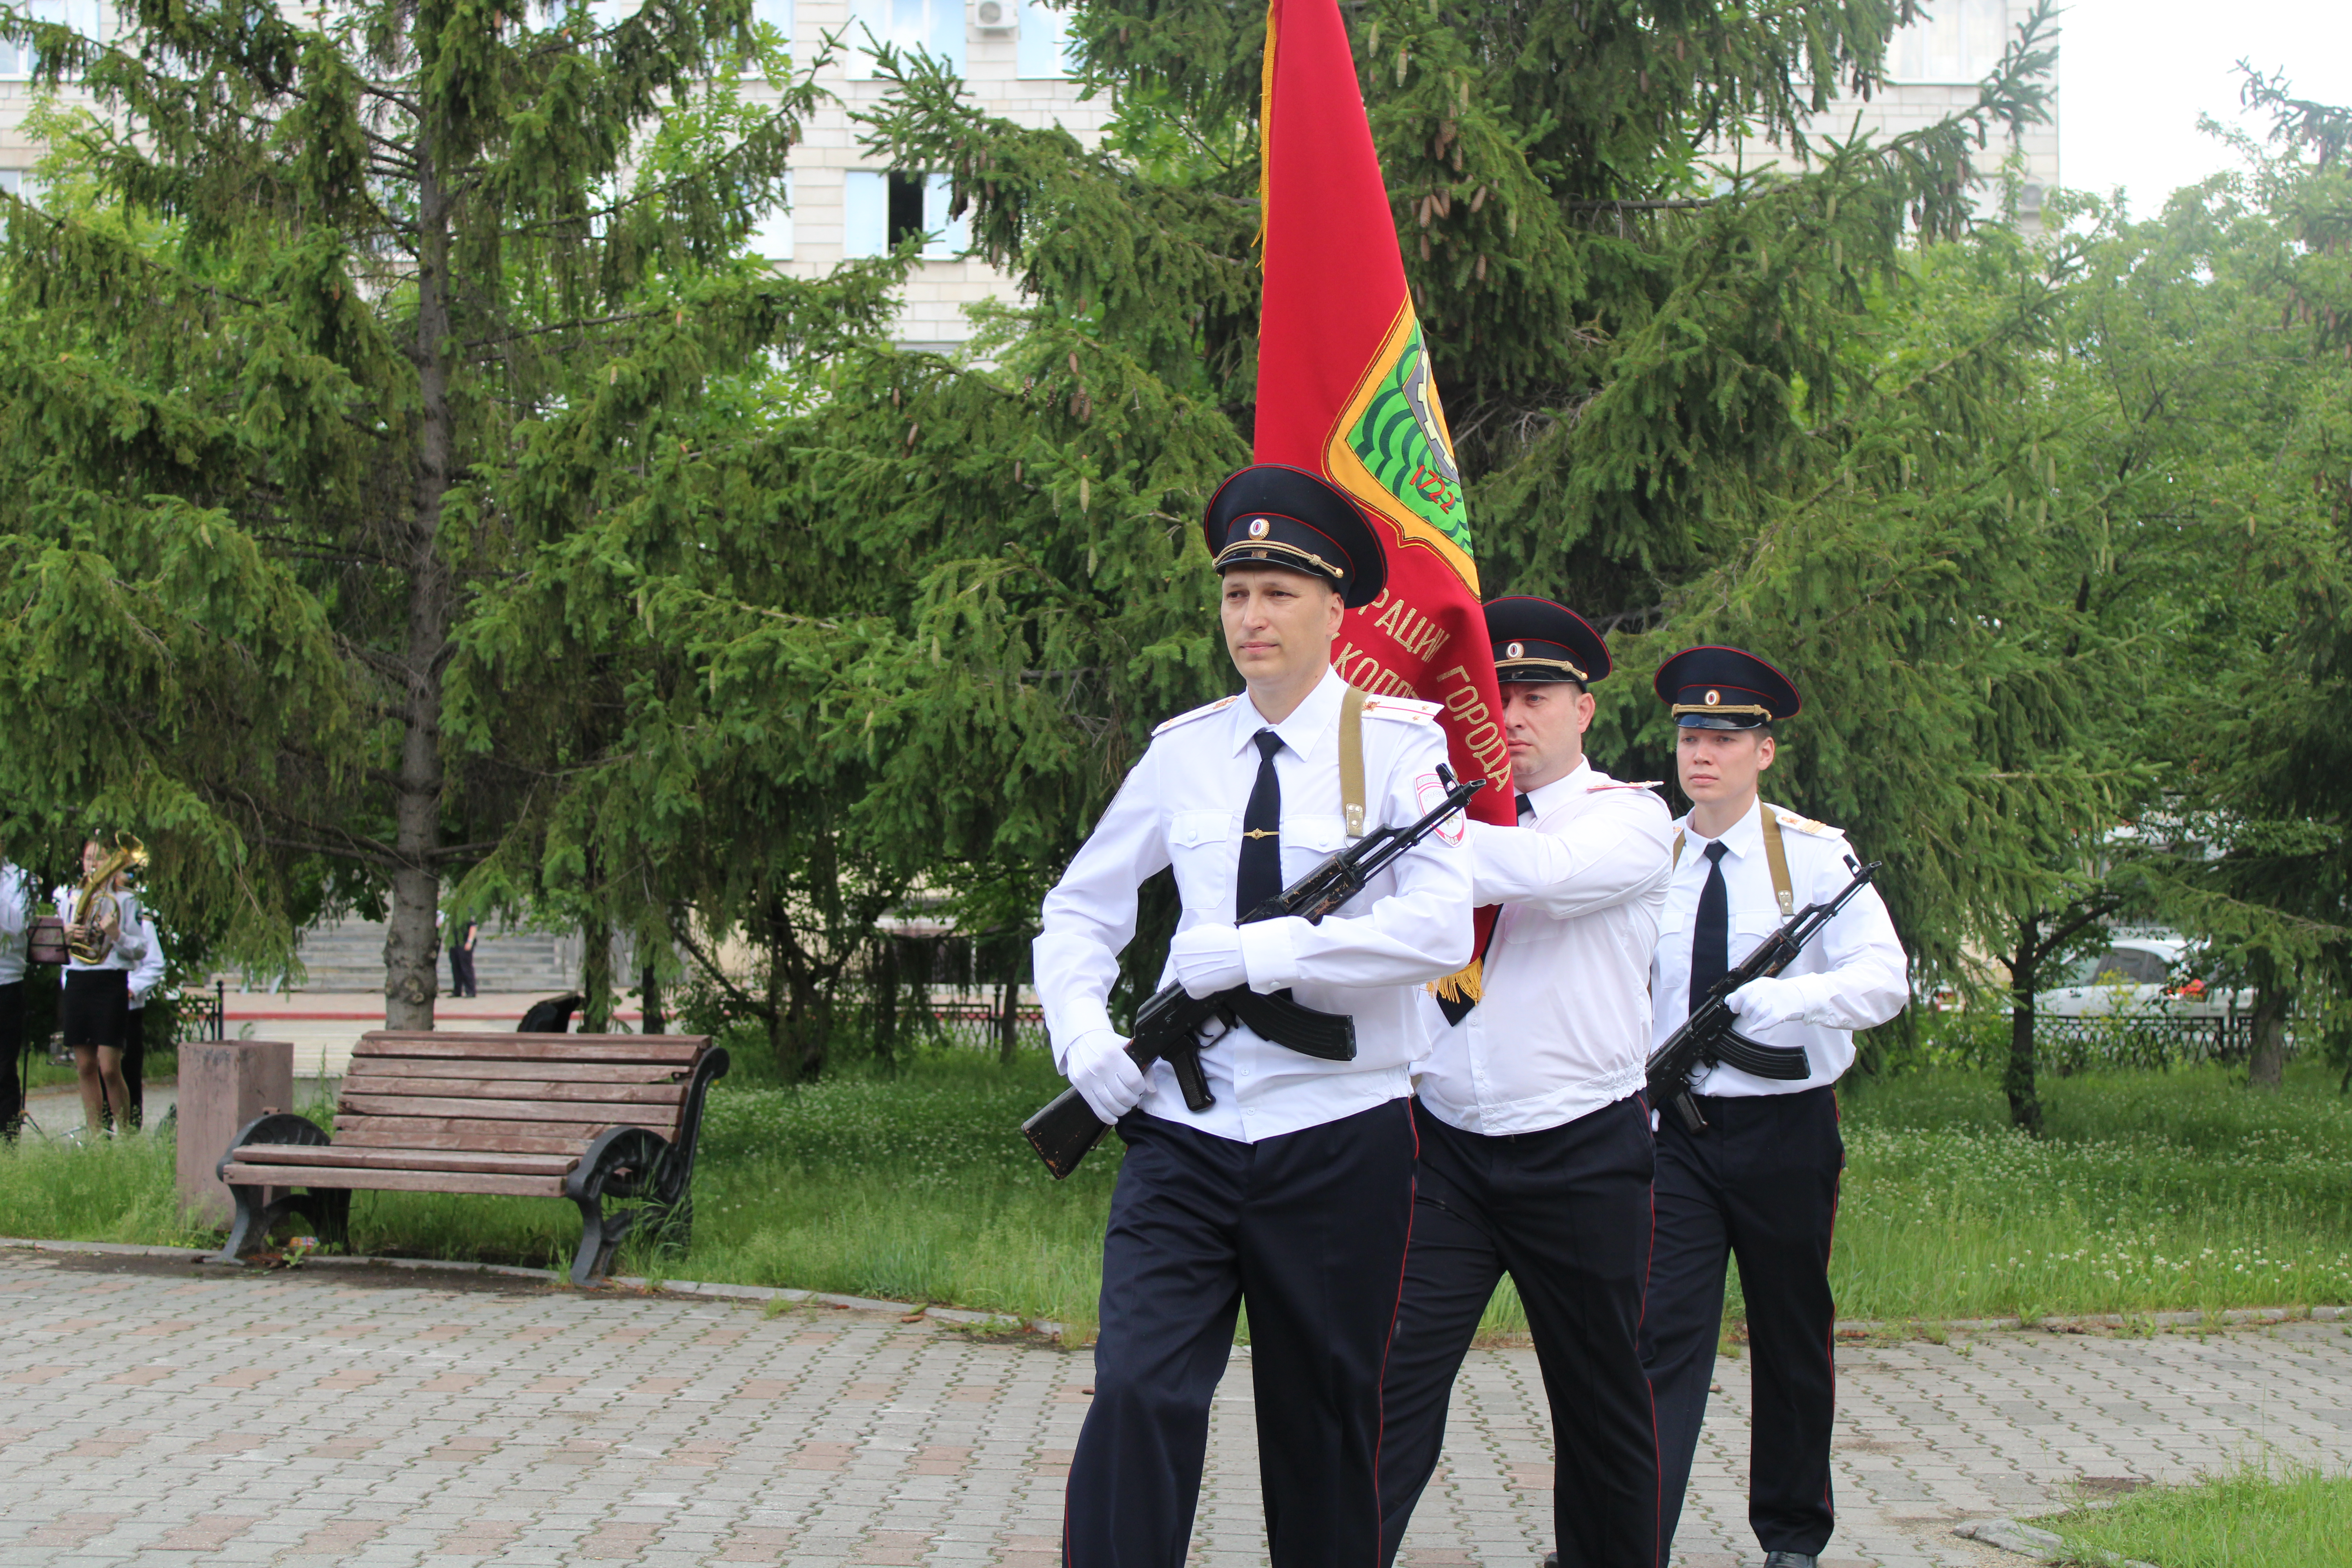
[1241,829,1279,840]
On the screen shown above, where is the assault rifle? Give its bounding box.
[1644,857,1884,1135]
[1023,766,1486,1180]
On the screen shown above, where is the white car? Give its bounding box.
[2035,935,2249,1020]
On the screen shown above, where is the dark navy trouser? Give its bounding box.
[1641,1085,1843,1558]
[1378,1094,1660,1568]
[1065,1098,1417,1568]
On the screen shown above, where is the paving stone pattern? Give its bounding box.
[2,1250,2346,1566]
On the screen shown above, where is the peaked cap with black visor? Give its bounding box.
[1653,645,1801,730]
[1484,596,1610,687]
[1203,464,1388,610]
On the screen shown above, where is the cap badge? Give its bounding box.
[1247,517,1270,538]
[1704,689,1720,706]
[1506,641,1523,659]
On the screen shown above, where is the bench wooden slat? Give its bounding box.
[233,1144,578,1176]
[346,1059,687,1085]
[356,1034,705,1064]
[221,1163,567,1197]
[338,1076,688,1106]
[332,1120,621,1154]
[339,1094,682,1125]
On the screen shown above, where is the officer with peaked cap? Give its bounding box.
[1377,597,1672,1568]
[1641,647,1907,1568]
[1033,463,1475,1567]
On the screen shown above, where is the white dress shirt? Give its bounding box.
[1647,797,1907,1095]
[1415,758,1673,1135]
[52,884,151,974]
[127,919,166,1008]
[0,863,31,985]
[1034,668,1476,1144]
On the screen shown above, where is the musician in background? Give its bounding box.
[54,838,152,1138]
[0,850,31,1142]
[122,914,166,1130]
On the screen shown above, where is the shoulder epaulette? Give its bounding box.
[1359,695,1441,723]
[1771,805,1845,838]
[1589,780,1665,792]
[1151,695,1240,737]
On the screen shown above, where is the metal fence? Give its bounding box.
[2033,1012,2264,1073]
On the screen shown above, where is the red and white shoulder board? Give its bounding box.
[1361,695,1442,723]
[1152,695,1241,737]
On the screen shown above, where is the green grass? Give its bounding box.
[2047,1465,2352,1567]
[4,1050,2350,1338]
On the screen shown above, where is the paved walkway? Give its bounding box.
[2,1247,2346,1566]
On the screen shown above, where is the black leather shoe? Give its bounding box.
[1541,1557,1557,1568]
[1762,1553,1819,1568]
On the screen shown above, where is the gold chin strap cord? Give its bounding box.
[1339,684,1368,839]
[1672,806,1794,915]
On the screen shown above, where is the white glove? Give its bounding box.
[1169,923,1249,998]
[1064,1028,1147,1125]
[1727,975,1808,1033]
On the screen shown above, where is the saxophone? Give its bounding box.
[67,835,146,965]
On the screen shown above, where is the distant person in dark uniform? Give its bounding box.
[120,915,165,1130]
[449,917,479,998]
[1641,648,1907,1568]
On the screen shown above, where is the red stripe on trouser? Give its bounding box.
[1370,1097,1420,1563]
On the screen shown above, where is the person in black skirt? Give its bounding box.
[54,839,152,1138]
[121,915,165,1130]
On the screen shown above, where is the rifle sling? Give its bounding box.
[1339,684,1368,839]
[1672,805,1795,915]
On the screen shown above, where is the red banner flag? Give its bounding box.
[1253,0,1514,1005]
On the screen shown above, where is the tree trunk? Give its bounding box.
[640,964,664,1035]
[2249,955,2288,1091]
[384,142,456,1032]
[870,935,898,1071]
[579,914,613,1033]
[2005,916,2043,1134]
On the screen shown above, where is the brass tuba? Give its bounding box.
[67,834,146,965]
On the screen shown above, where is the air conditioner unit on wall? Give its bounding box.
[972,0,1016,33]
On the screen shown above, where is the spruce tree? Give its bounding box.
[0,0,899,1022]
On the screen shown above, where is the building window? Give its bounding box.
[749,170,794,262]
[751,0,792,44]
[0,0,113,78]
[0,170,28,201]
[843,170,970,260]
[845,0,965,82]
[1889,0,2007,83]
[1017,0,1077,79]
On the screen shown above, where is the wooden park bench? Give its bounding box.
[214,1031,730,1284]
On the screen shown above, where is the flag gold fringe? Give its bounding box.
[1255,0,1278,263]
[1428,955,1483,1005]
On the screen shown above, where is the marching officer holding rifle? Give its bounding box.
[1031,463,1475,1568]
[1376,597,1672,1568]
[1642,647,1907,1568]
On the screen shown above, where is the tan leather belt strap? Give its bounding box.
[1760,806,1795,915]
[1672,808,1796,915]
[1339,684,1368,838]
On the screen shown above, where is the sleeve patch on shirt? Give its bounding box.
[1361,696,1441,723]
[1151,695,1240,737]
[1415,772,1468,845]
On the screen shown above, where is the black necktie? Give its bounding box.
[1690,840,1730,1008]
[1516,791,1534,821]
[1237,730,1284,919]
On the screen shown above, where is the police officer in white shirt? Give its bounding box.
[1034,463,1475,1568]
[1378,598,1673,1568]
[0,854,32,1141]
[1641,648,1907,1568]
